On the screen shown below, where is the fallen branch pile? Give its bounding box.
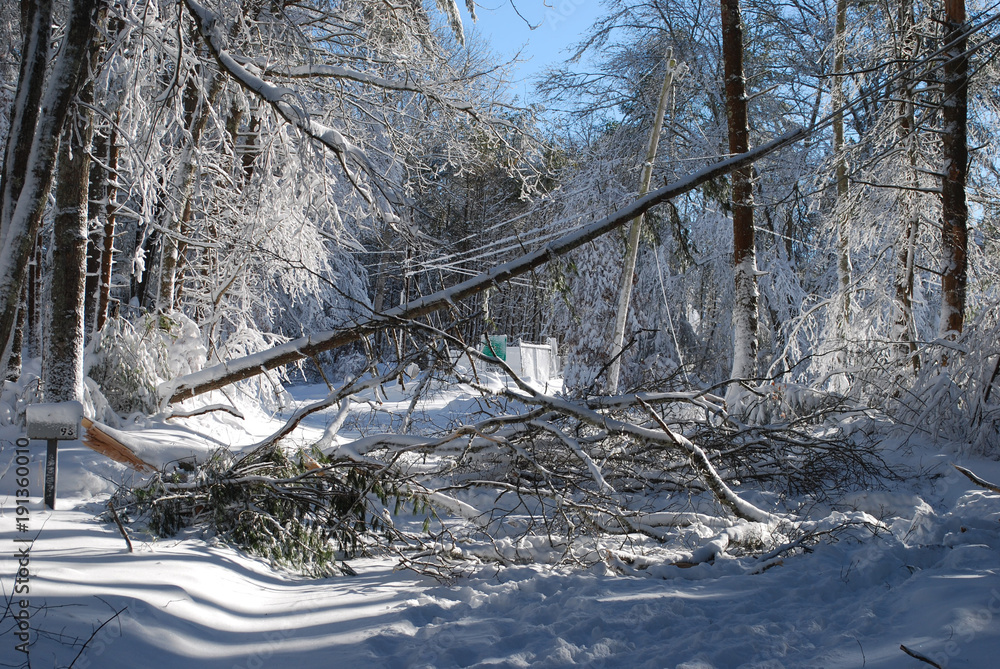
[116,341,891,577]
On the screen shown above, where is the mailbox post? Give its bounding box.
[25,402,83,510]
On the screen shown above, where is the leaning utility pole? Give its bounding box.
[606,51,685,395]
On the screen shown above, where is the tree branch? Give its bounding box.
[183,0,384,207]
[952,463,1000,494]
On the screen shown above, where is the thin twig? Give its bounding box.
[899,644,943,668]
[107,501,134,553]
[68,606,128,668]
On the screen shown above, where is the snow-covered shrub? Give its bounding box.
[878,303,1000,455]
[0,359,41,427]
[86,313,207,416]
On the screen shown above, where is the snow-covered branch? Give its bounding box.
[183,0,381,205]
[235,57,476,114]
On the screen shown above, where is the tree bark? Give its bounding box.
[85,14,122,338]
[164,128,806,402]
[45,108,93,402]
[44,3,108,401]
[721,0,758,381]
[940,0,968,339]
[27,238,41,358]
[85,123,108,337]
[0,0,51,373]
[0,0,100,375]
[88,114,121,335]
[4,292,25,381]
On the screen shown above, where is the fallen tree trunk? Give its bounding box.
[82,417,155,473]
[164,128,806,404]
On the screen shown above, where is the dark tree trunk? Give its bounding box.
[5,291,25,381]
[86,124,109,337]
[0,0,50,375]
[95,126,121,333]
[0,0,52,238]
[940,0,968,338]
[27,237,41,358]
[46,0,107,401]
[84,10,118,339]
[721,0,758,381]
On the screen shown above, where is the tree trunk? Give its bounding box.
[156,3,264,315]
[157,72,226,313]
[721,0,758,381]
[95,119,120,333]
[27,238,41,358]
[45,1,106,402]
[85,122,109,337]
[893,0,920,371]
[0,0,50,373]
[5,292,25,381]
[940,0,968,339]
[832,0,851,333]
[0,0,100,375]
[44,105,93,402]
[84,14,122,337]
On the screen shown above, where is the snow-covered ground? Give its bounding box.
[2,382,1000,668]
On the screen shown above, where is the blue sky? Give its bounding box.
[458,0,605,102]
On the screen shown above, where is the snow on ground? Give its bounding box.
[2,382,1000,668]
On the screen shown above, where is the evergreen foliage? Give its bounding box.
[111,446,426,576]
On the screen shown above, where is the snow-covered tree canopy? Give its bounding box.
[0,0,545,407]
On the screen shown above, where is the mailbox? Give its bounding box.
[25,401,82,509]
